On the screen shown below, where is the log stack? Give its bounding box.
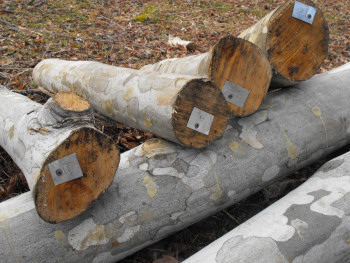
[1,63,349,262]
[0,87,120,223]
[142,36,272,117]
[33,59,229,148]
[238,0,329,87]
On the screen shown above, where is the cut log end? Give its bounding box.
[172,79,228,149]
[266,0,329,81]
[210,36,272,116]
[33,128,120,223]
[53,92,91,112]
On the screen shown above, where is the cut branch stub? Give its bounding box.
[142,36,272,117]
[33,59,229,148]
[239,0,329,86]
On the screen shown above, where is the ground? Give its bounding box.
[0,0,349,262]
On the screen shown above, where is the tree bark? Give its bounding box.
[167,35,196,51]
[238,0,329,87]
[142,36,272,117]
[33,59,228,149]
[183,151,350,263]
[0,87,120,223]
[1,63,350,262]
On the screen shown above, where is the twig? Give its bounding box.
[0,72,10,79]
[191,233,199,245]
[222,209,240,224]
[12,88,46,95]
[38,86,54,97]
[0,67,33,70]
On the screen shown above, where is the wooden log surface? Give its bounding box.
[1,63,350,262]
[33,59,228,149]
[0,87,120,223]
[184,151,350,263]
[142,36,272,117]
[238,0,329,87]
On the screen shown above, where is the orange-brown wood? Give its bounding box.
[172,79,228,149]
[267,0,329,81]
[34,127,120,223]
[210,36,272,116]
[239,0,329,84]
[53,92,90,111]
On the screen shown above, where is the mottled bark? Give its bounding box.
[184,152,350,263]
[1,63,350,262]
[142,36,272,116]
[238,0,329,87]
[33,59,228,148]
[0,87,119,223]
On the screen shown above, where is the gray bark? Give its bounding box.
[32,59,228,148]
[183,151,350,263]
[0,86,93,190]
[0,87,120,224]
[1,63,350,262]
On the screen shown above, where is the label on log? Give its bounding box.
[292,1,317,25]
[186,107,214,135]
[48,153,84,186]
[222,80,250,108]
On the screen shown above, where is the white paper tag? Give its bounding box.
[292,1,317,25]
[222,80,250,108]
[186,107,214,135]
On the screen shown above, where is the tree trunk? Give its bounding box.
[183,151,350,263]
[0,87,120,223]
[238,0,329,87]
[1,63,350,262]
[141,36,272,117]
[33,59,228,149]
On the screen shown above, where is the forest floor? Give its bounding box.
[0,0,349,262]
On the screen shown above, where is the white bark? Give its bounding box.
[1,63,350,262]
[0,87,92,191]
[141,50,212,77]
[168,35,196,51]
[0,87,119,223]
[184,151,350,263]
[33,59,228,148]
[141,36,272,117]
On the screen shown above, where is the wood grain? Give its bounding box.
[210,36,272,116]
[35,127,120,223]
[172,79,228,148]
[239,0,329,86]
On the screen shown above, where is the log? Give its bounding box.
[167,35,196,51]
[1,63,350,262]
[141,36,272,117]
[0,87,120,223]
[183,151,350,263]
[33,59,228,149]
[238,0,329,87]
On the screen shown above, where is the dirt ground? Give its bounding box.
[0,0,349,262]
